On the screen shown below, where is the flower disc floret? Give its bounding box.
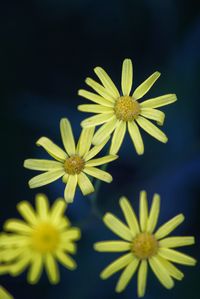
[114,96,140,121]
[64,155,85,175]
[132,232,158,259]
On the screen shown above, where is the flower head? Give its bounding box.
[94,191,196,297]
[0,194,81,284]
[0,286,13,299]
[78,58,177,155]
[24,118,117,203]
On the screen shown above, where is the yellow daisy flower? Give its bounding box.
[0,194,81,284]
[94,191,196,297]
[0,286,13,299]
[78,58,177,155]
[24,118,117,203]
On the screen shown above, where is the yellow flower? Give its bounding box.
[78,58,177,155]
[0,194,81,284]
[24,118,117,203]
[0,286,13,299]
[94,191,196,297]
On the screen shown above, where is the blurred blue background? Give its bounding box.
[0,0,200,298]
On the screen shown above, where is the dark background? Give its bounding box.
[0,0,200,298]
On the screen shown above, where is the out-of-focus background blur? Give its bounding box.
[0,0,200,298]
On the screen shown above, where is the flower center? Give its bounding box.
[31,222,60,254]
[132,232,158,259]
[114,96,140,121]
[64,155,85,175]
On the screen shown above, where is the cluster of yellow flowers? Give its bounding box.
[0,59,196,298]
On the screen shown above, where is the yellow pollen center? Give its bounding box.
[132,232,158,259]
[31,222,60,253]
[64,155,85,175]
[114,96,140,121]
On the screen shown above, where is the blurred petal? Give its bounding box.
[149,255,174,289]
[158,248,196,266]
[94,241,131,252]
[159,236,195,248]
[100,253,133,279]
[45,253,60,284]
[137,260,148,298]
[155,214,185,239]
[116,258,139,292]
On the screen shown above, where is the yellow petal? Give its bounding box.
[45,253,60,284]
[109,121,126,155]
[157,255,184,281]
[119,197,140,236]
[83,166,112,183]
[76,127,95,157]
[17,201,38,225]
[85,77,115,102]
[27,252,43,284]
[85,155,118,167]
[50,199,67,224]
[140,94,177,108]
[159,236,195,248]
[136,116,168,143]
[64,175,78,203]
[78,89,114,107]
[56,250,77,270]
[4,219,33,234]
[158,248,196,266]
[84,136,110,161]
[147,193,160,233]
[155,214,185,239]
[94,241,131,252]
[28,169,65,189]
[94,66,120,98]
[116,258,139,293]
[140,108,165,126]
[137,260,148,298]
[35,193,49,220]
[60,118,76,156]
[24,159,63,171]
[0,286,13,299]
[121,59,133,96]
[128,121,144,155]
[36,137,67,162]
[92,117,117,145]
[61,228,81,241]
[149,255,174,289]
[78,104,114,114]
[81,113,114,128]
[133,71,161,99]
[77,172,94,195]
[9,253,30,276]
[100,253,133,279]
[103,213,133,241]
[139,191,148,232]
